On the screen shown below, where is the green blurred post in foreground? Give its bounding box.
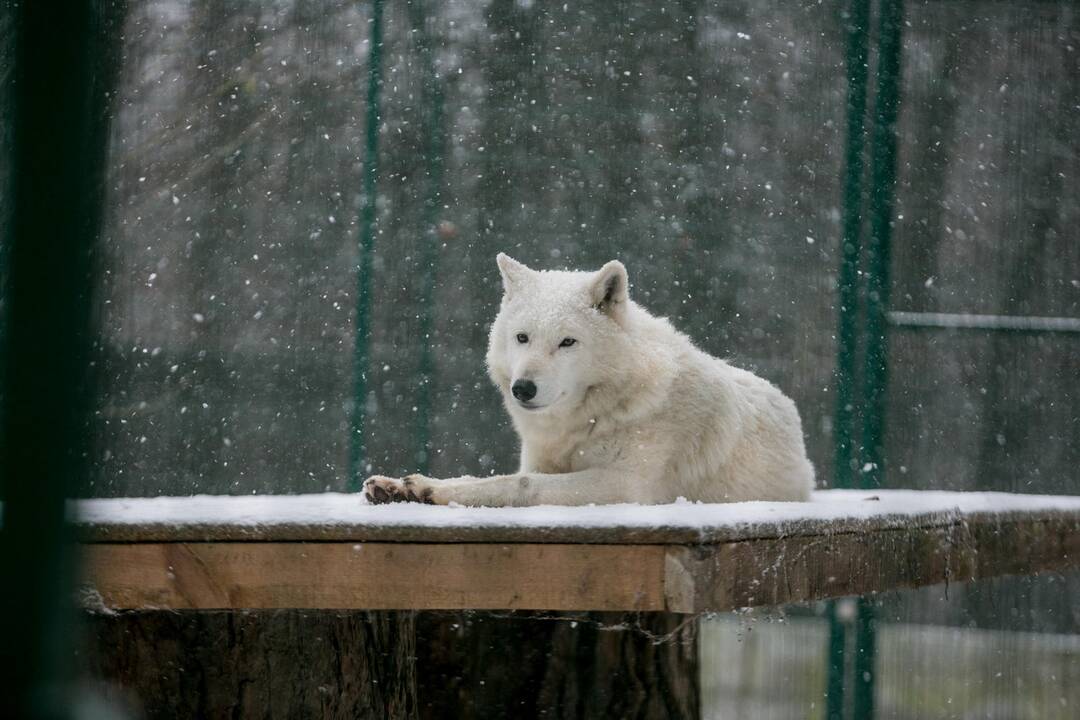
[0,2,120,717]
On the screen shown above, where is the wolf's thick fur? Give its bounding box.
[364,255,814,506]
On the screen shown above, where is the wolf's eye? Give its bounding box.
[558,337,577,348]
[516,333,529,344]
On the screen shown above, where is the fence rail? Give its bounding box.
[888,311,1080,334]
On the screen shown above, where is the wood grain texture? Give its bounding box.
[82,610,697,720]
[663,517,1080,613]
[80,513,1080,613]
[77,511,1079,720]
[415,611,699,720]
[84,610,419,720]
[82,542,668,611]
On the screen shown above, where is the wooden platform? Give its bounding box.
[75,490,1080,614]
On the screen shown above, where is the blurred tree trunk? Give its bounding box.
[894,36,963,311]
[973,7,1077,494]
[670,0,738,352]
[962,8,1080,632]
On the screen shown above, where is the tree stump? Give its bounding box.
[416,611,699,720]
[82,610,699,720]
[84,610,419,720]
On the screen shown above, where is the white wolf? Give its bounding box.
[364,254,814,506]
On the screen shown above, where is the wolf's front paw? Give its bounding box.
[363,474,436,505]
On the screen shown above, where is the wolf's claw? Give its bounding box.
[363,475,435,504]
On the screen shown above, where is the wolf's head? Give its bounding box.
[486,253,632,419]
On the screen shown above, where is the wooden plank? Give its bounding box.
[664,517,1080,613]
[79,513,1080,613]
[81,542,669,611]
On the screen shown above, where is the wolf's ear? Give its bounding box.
[590,260,629,321]
[496,253,533,298]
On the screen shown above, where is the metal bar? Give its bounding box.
[853,597,878,716]
[408,0,446,475]
[349,0,386,491]
[1,2,119,716]
[832,0,871,494]
[826,600,850,720]
[851,0,905,717]
[889,311,1080,334]
[827,0,871,716]
[860,0,904,492]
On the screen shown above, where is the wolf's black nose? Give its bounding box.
[512,379,537,402]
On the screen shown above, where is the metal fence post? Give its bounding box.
[349,0,386,491]
[851,1,904,716]
[0,2,120,716]
[861,0,904,493]
[826,0,871,716]
[827,0,904,716]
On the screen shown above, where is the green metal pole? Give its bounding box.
[349,0,386,491]
[833,1,870,493]
[852,1,904,717]
[861,0,904,492]
[826,605,850,720]
[852,597,878,718]
[407,0,445,475]
[827,1,870,717]
[1,2,119,716]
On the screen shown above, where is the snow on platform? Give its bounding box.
[74,489,1080,544]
